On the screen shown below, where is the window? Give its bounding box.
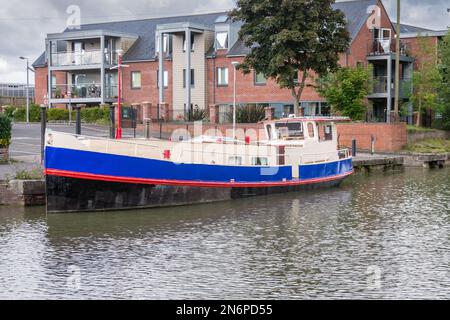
[51,75,57,90]
[252,157,268,166]
[183,34,195,52]
[275,122,304,139]
[266,124,273,140]
[131,71,141,89]
[217,67,228,86]
[319,124,333,141]
[215,32,228,49]
[307,123,315,139]
[183,69,195,88]
[157,70,168,88]
[254,71,267,85]
[156,34,170,53]
[228,156,242,165]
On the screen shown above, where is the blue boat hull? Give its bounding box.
[44,146,353,213]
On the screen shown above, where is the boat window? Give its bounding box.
[252,157,268,166]
[307,123,315,139]
[228,156,242,165]
[275,122,304,139]
[266,124,272,140]
[319,124,333,141]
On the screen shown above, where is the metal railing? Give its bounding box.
[51,50,119,67]
[51,83,117,99]
[367,40,410,56]
[371,76,412,96]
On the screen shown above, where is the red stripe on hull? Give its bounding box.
[44,169,353,188]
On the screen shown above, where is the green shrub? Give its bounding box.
[0,114,12,148]
[3,105,16,118]
[10,104,41,122]
[81,106,109,123]
[47,108,69,121]
[188,107,207,121]
[12,168,44,180]
[227,105,266,123]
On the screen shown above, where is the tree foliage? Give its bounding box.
[437,30,450,129]
[409,35,442,127]
[0,114,12,148]
[230,0,350,115]
[316,66,371,120]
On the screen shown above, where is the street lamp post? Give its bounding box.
[19,56,33,124]
[231,61,239,140]
[111,51,129,139]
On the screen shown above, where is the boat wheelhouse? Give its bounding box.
[44,117,353,213]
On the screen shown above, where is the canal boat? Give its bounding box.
[44,117,353,213]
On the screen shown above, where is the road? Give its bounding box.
[10,123,141,162]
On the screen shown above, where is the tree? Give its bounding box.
[230,0,350,116]
[410,35,442,127]
[316,66,371,120]
[437,30,450,129]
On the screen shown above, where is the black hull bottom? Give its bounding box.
[46,175,346,213]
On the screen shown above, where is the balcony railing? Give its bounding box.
[51,83,118,100]
[371,76,412,97]
[367,40,410,56]
[51,50,119,67]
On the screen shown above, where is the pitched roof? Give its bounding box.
[227,0,379,57]
[33,0,382,66]
[33,12,226,67]
[393,23,433,34]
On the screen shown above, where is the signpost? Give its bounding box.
[110,51,129,139]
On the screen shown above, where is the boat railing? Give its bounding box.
[48,130,165,158]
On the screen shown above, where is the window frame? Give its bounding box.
[216,67,229,87]
[215,32,229,50]
[254,71,267,86]
[130,71,142,90]
[251,157,269,166]
[157,70,169,88]
[183,69,195,88]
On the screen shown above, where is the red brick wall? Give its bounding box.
[121,60,173,112]
[401,36,439,68]
[336,122,407,152]
[347,0,395,68]
[34,67,47,105]
[34,67,67,106]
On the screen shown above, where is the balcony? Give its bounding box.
[50,50,119,68]
[50,83,118,102]
[370,76,412,98]
[367,40,410,57]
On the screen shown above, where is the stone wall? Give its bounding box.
[407,130,450,144]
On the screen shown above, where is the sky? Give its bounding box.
[0,0,448,85]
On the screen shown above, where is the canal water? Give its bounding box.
[0,168,448,299]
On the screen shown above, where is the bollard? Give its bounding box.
[109,104,115,139]
[352,138,357,157]
[74,105,82,135]
[371,135,376,155]
[40,105,47,164]
[144,119,151,140]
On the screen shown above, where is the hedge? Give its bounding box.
[3,105,110,124]
[0,114,12,148]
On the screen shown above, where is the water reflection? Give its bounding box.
[0,168,449,299]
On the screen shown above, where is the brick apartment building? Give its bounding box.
[32,0,446,123]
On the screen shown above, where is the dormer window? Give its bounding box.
[215,32,228,50]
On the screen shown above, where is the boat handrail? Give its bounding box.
[48,130,164,151]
